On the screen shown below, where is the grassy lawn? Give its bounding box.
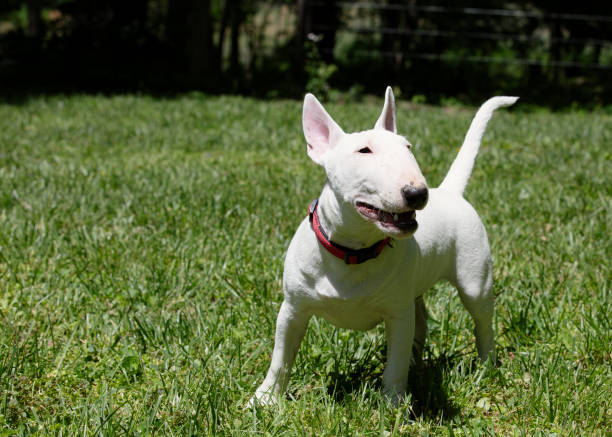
[0,93,610,435]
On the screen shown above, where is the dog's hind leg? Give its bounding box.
[453,269,496,363]
[451,235,496,363]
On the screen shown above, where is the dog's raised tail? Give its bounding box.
[439,96,518,196]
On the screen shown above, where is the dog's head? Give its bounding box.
[303,87,428,239]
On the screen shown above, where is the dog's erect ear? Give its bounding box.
[303,93,344,166]
[374,86,397,134]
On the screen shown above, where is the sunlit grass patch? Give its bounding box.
[0,94,610,435]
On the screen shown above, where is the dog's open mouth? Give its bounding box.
[356,201,417,231]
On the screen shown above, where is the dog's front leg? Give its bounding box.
[382,302,415,405]
[252,300,311,405]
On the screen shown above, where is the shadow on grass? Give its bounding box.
[406,354,461,420]
[325,350,460,421]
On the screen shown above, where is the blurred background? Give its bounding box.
[1,0,610,106]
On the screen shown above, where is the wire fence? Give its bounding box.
[306,2,612,71]
[330,2,612,23]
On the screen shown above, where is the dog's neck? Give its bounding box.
[316,183,386,249]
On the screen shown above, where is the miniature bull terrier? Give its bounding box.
[252,88,517,405]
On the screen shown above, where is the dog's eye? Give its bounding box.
[358,147,372,154]
[406,143,412,150]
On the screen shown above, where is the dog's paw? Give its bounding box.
[383,387,409,408]
[247,390,279,408]
[387,392,409,408]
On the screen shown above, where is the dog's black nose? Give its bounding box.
[402,185,428,210]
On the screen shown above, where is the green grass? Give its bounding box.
[0,93,610,435]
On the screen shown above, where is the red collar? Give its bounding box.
[308,198,391,265]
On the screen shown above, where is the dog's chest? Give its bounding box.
[310,266,412,330]
[285,221,420,330]
[316,297,385,330]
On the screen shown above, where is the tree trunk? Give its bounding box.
[217,0,232,70]
[167,0,216,89]
[309,0,340,63]
[26,0,41,38]
[295,0,308,55]
[229,0,241,79]
[381,0,401,76]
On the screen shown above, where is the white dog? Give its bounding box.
[252,88,517,405]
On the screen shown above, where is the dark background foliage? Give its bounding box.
[1,0,611,106]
